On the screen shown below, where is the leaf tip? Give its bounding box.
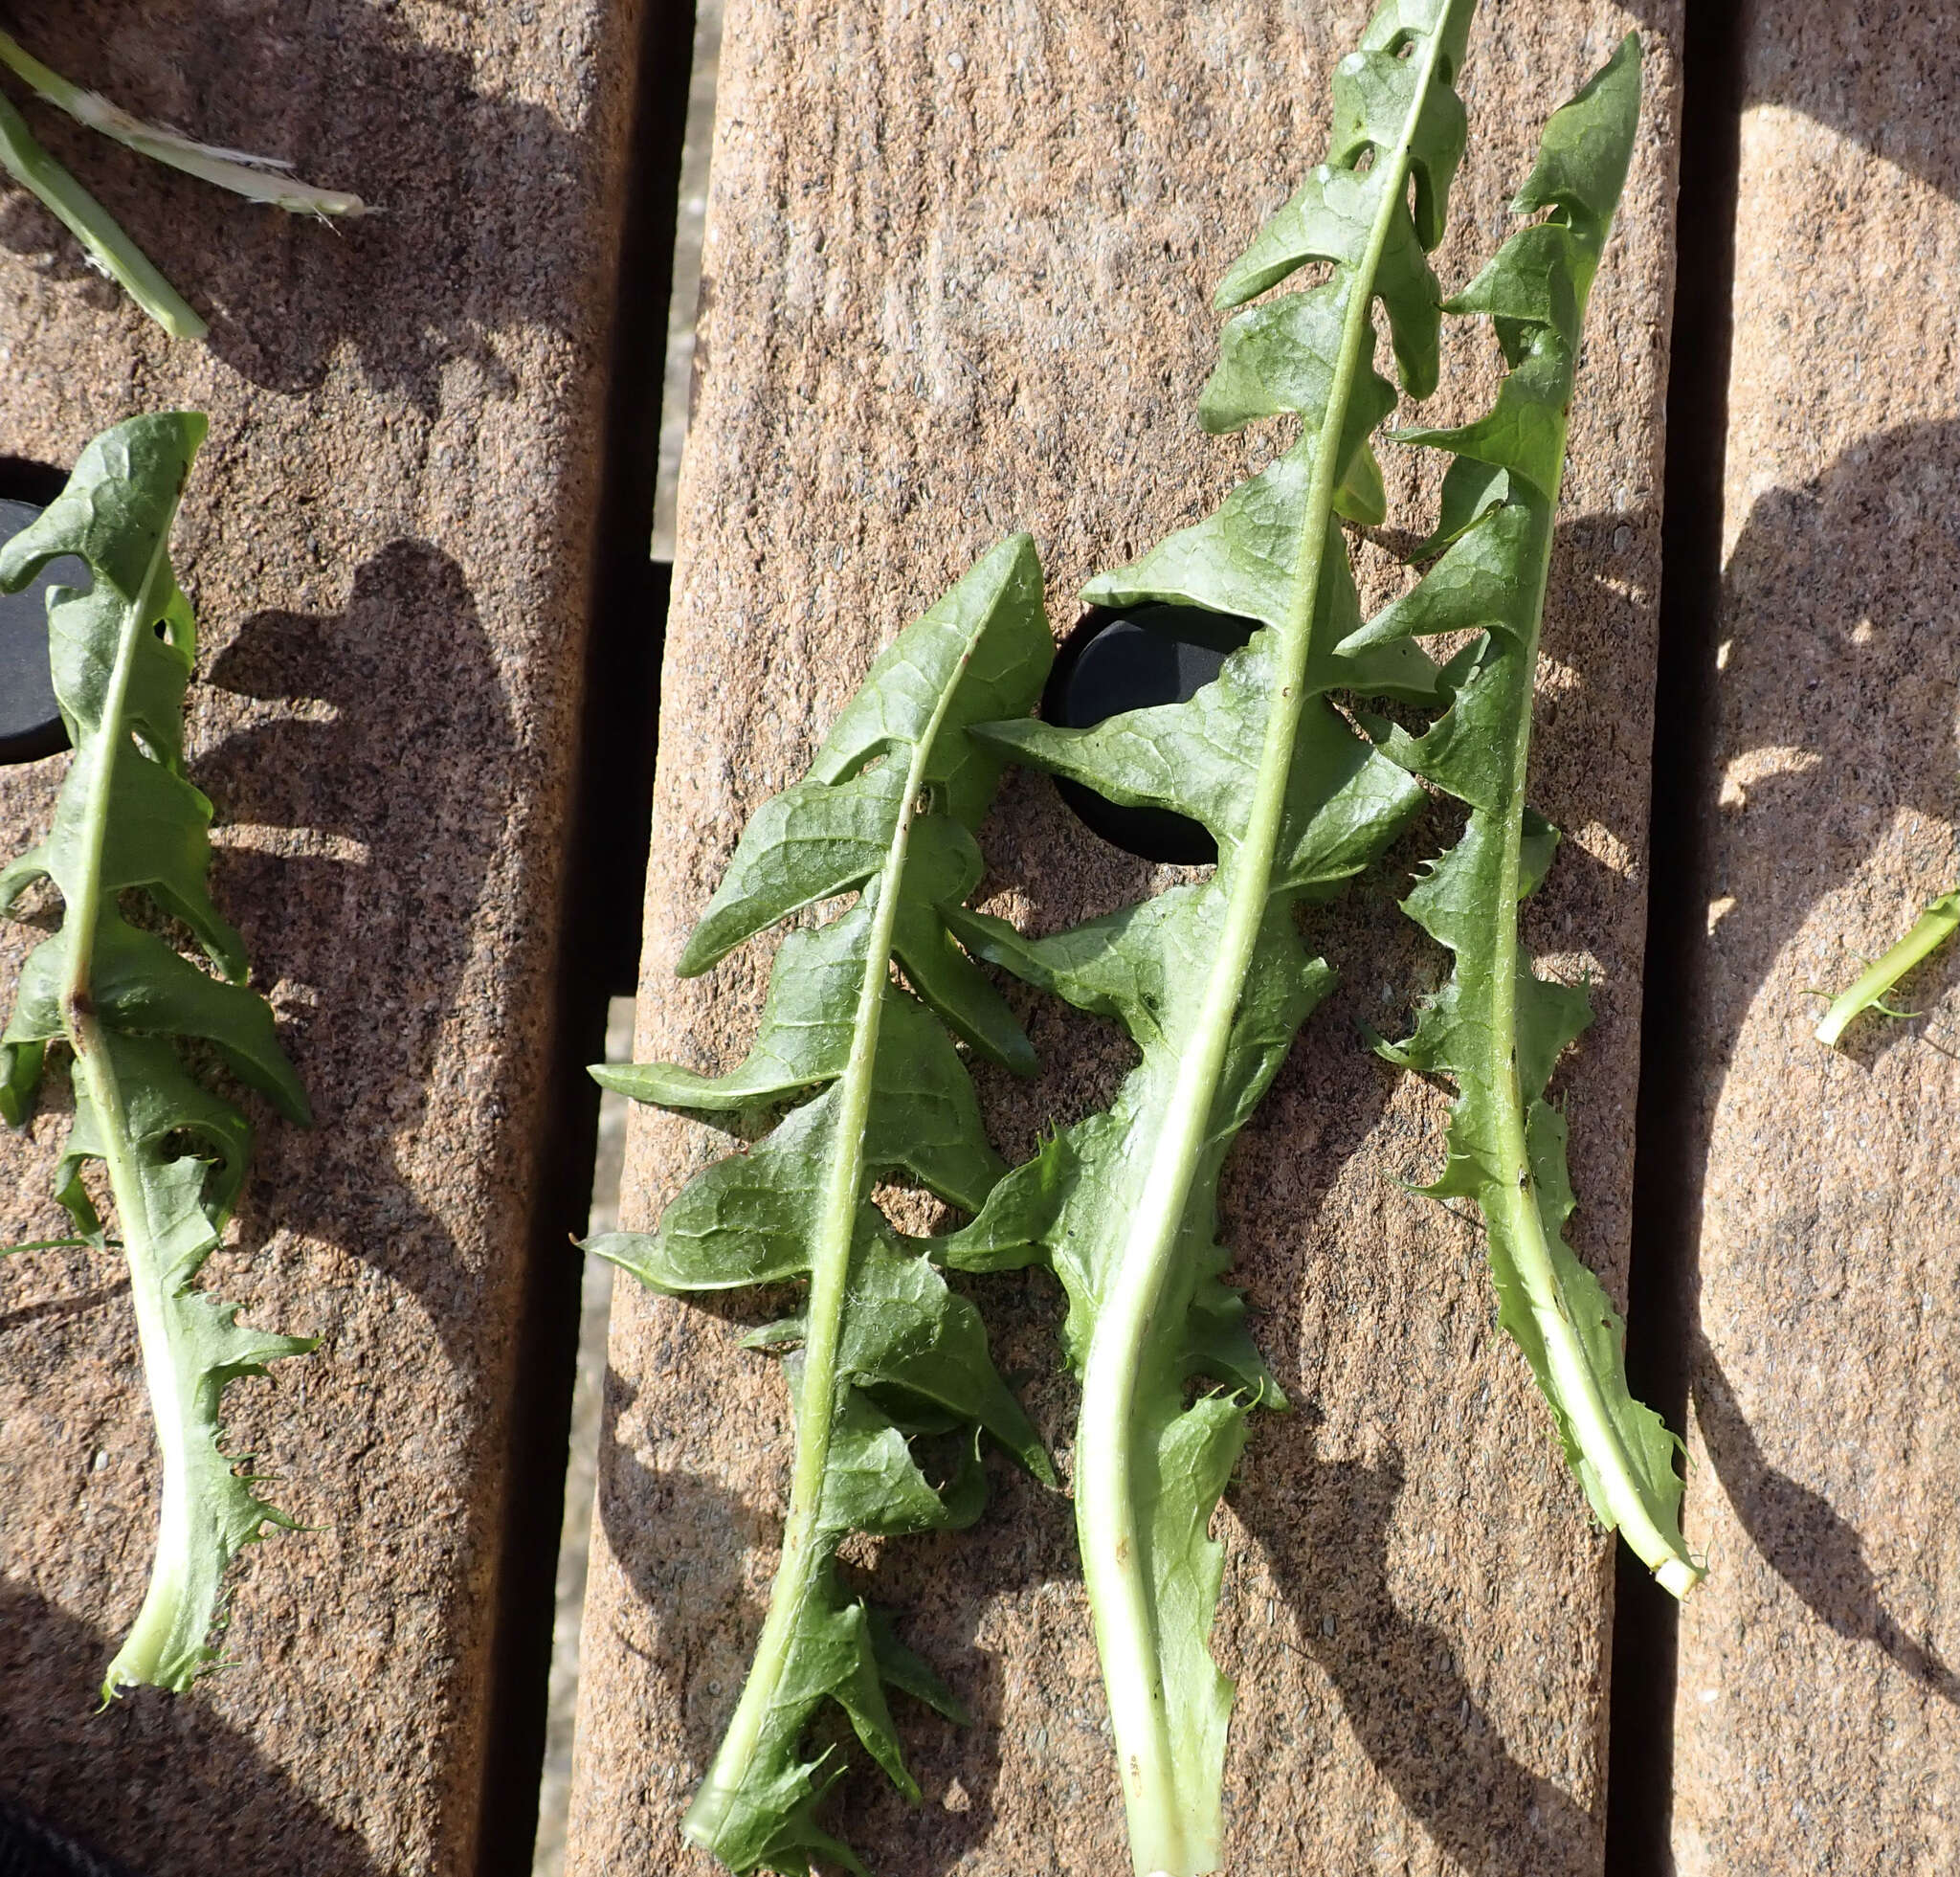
[672,933,718,978]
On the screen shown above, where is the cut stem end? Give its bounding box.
[1656,1553,1704,1599]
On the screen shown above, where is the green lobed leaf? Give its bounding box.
[1214,0,1473,388]
[1363,36,1700,1598]
[0,413,315,1695]
[947,7,1475,1870]
[588,534,1056,1874]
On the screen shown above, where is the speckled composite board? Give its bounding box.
[0,3,640,1871]
[13,3,1951,1871]
[1669,5,1960,1872]
[568,4,1685,1873]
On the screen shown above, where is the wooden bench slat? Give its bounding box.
[1670,10,1960,1866]
[568,5,1683,1869]
[0,4,639,1868]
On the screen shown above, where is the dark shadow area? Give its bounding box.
[1617,2,1960,1865]
[1671,415,1960,1490]
[851,1446,1076,1877]
[200,541,513,1354]
[1730,0,1960,204]
[0,1276,126,1337]
[0,1787,138,1877]
[0,459,69,507]
[1704,423,1960,893]
[595,1371,767,1768]
[0,1583,384,1877]
[153,537,514,1866]
[2,537,520,1870]
[0,3,603,403]
[1236,1442,1599,1875]
[1691,1346,1960,1705]
[1613,0,1750,1866]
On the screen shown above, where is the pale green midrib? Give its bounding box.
[1072,25,1459,1877]
[1471,250,1701,1599]
[686,650,975,1837]
[62,503,210,1689]
[87,1033,200,1688]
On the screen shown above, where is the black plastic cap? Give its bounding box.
[1042,601,1259,864]
[0,495,73,768]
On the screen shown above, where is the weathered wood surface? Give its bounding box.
[568,4,1683,1871]
[1670,4,1960,1869]
[0,4,639,1869]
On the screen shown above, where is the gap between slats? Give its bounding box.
[473,0,698,1869]
[1608,2,1750,1869]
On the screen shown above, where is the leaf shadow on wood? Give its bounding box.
[0,0,614,406]
[197,540,513,1359]
[1667,413,1960,1692]
[1609,0,1960,204]
[0,538,516,1873]
[0,1272,125,1335]
[593,1365,787,1776]
[847,1446,1073,1877]
[1739,0,1960,205]
[0,1581,385,1877]
[1234,1442,1601,1875]
[1690,1344,1960,1706]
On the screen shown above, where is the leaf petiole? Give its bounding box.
[1815,891,1960,1047]
[0,31,368,216]
[0,89,206,337]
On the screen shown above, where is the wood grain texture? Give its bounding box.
[568,3,1683,1870]
[0,4,639,1869]
[1670,4,1960,1869]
